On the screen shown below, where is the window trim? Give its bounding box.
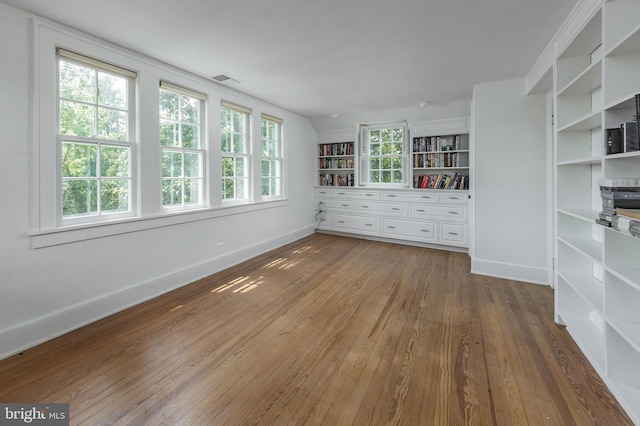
[221,101,252,203]
[56,48,138,225]
[358,121,410,188]
[159,80,207,211]
[260,114,283,199]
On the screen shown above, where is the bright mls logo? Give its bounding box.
[1,404,68,425]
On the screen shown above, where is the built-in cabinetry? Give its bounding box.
[554,2,640,423]
[412,134,470,189]
[318,142,355,186]
[315,188,469,250]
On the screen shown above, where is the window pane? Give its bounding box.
[98,72,127,109]
[382,171,391,182]
[233,134,244,153]
[221,108,232,132]
[262,139,269,156]
[223,157,234,177]
[62,142,97,177]
[392,156,403,169]
[382,157,391,170]
[159,89,179,120]
[370,130,380,143]
[392,128,403,142]
[59,61,95,103]
[98,108,128,140]
[381,143,392,155]
[181,124,199,148]
[162,151,182,177]
[181,96,200,124]
[233,111,244,132]
[370,158,380,169]
[184,178,200,204]
[60,101,95,137]
[235,157,245,176]
[62,179,98,217]
[381,129,391,142]
[392,170,403,183]
[236,178,246,199]
[101,145,129,177]
[184,152,201,177]
[270,160,278,176]
[261,178,269,196]
[370,143,380,155]
[160,120,179,147]
[222,178,234,200]
[392,143,403,154]
[261,159,270,175]
[101,179,129,212]
[162,179,182,206]
[221,132,231,152]
[370,171,380,183]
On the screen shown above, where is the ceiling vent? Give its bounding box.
[211,74,239,84]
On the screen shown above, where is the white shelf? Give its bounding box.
[557,60,602,96]
[557,111,602,133]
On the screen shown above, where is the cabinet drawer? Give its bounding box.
[382,192,438,203]
[324,199,353,210]
[357,201,405,214]
[315,188,334,197]
[335,214,378,233]
[440,222,467,245]
[439,192,468,204]
[334,190,380,199]
[382,218,437,242]
[411,204,467,221]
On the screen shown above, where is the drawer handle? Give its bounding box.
[417,209,426,212]
[338,192,345,195]
[365,223,373,227]
[341,204,349,207]
[319,191,327,194]
[387,225,396,229]
[449,232,459,235]
[392,208,400,211]
[338,220,345,224]
[449,211,459,215]
[362,205,369,208]
[387,194,396,197]
[365,193,374,196]
[447,196,461,200]
[420,229,430,233]
[421,195,434,199]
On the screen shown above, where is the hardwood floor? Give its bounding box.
[0,234,632,425]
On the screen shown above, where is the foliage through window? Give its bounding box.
[360,122,408,185]
[261,115,283,197]
[159,82,205,208]
[221,102,250,201]
[58,50,135,219]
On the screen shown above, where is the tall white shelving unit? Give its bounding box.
[554,1,640,423]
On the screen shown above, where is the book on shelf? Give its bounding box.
[606,128,623,155]
[414,172,468,190]
[412,135,461,153]
[622,121,638,152]
[612,214,640,238]
[636,94,640,152]
[616,208,640,220]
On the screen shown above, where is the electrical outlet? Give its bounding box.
[216,242,224,253]
[318,201,325,212]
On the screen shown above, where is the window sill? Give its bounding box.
[29,199,288,249]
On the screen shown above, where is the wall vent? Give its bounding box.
[211,74,239,84]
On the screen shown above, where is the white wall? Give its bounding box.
[471,77,549,284]
[0,3,316,359]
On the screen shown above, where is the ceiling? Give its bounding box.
[3,0,577,118]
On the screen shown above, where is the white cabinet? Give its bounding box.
[553,2,640,423]
[315,188,468,250]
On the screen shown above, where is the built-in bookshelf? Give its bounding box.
[554,2,640,423]
[412,134,469,189]
[318,142,355,186]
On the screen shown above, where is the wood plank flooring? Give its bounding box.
[0,234,632,425]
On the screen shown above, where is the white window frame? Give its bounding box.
[56,49,137,226]
[260,114,283,198]
[358,121,409,188]
[221,101,251,203]
[159,81,206,211]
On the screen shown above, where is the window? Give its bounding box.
[261,114,283,197]
[221,102,250,202]
[360,122,408,186]
[57,49,136,221]
[159,82,206,208]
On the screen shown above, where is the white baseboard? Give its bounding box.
[0,226,314,361]
[471,257,550,286]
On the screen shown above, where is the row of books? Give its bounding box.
[413,172,468,190]
[413,152,463,168]
[319,142,354,157]
[318,173,354,187]
[605,94,640,155]
[319,158,354,169]
[596,181,640,239]
[413,135,461,153]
